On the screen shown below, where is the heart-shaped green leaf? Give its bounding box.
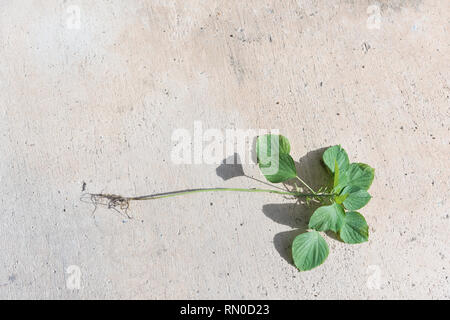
[256,134,297,183]
[323,145,349,173]
[339,211,369,244]
[335,162,374,191]
[308,203,345,232]
[292,231,329,271]
[341,186,371,210]
[256,134,291,164]
[258,153,297,183]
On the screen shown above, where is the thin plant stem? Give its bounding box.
[296,176,316,194]
[244,174,287,191]
[113,188,335,201]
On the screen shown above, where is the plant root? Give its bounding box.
[81,193,132,219]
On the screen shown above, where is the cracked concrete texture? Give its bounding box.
[0,0,449,299]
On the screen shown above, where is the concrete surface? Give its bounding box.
[0,0,449,299]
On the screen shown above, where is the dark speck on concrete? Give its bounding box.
[362,42,371,53]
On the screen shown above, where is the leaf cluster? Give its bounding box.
[256,135,374,271]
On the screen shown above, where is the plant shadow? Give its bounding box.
[215,153,245,180]
[262,203,315,265]
[283,147,332,192]
[215,147,338,267]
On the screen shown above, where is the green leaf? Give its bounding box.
[292,231,329,271]
[323,145,349,173]
[308,203,345,232]
[258,153,297,183]
[339,211,369,244]
[256,134,290,164]
[335,162,374,191]
[341,186,371,210]
[256,134,296,183]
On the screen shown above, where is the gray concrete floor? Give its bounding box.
[0,0,449,299]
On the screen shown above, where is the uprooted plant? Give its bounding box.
[88,134,374,271]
